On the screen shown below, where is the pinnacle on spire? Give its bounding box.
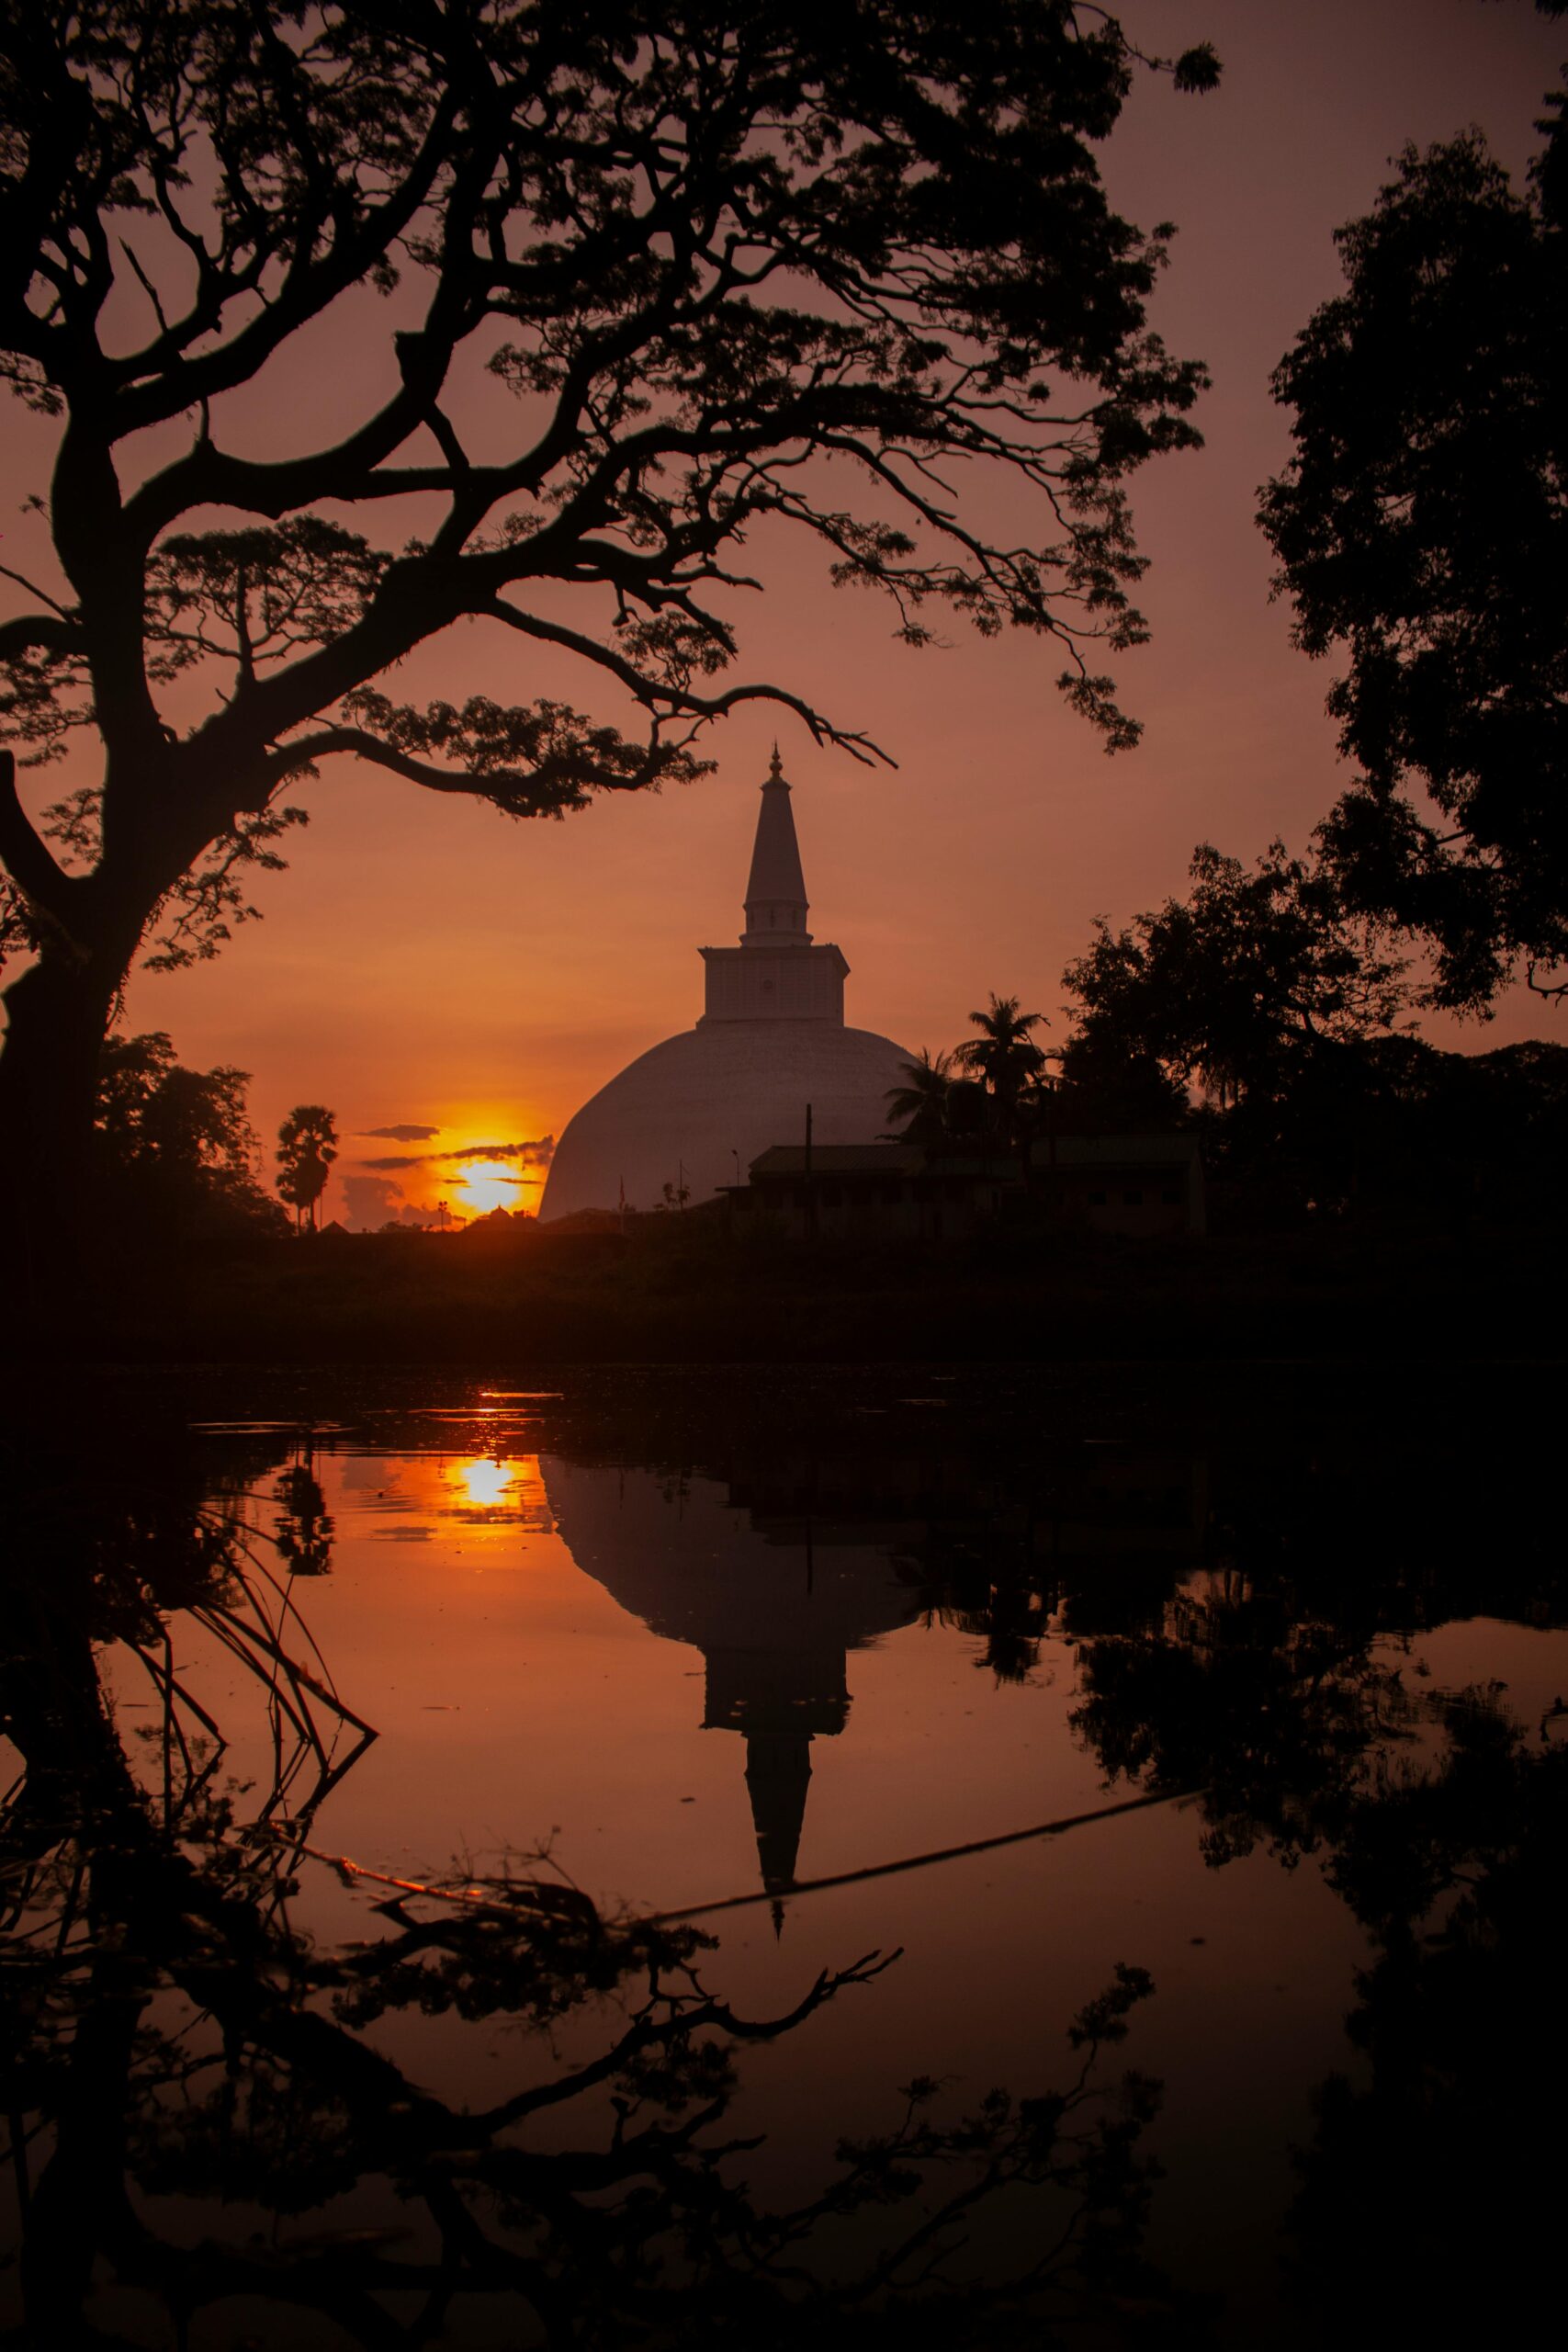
[743,751,812,944]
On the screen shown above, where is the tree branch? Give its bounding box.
[265,725,674,807]
[266,730,492,798]
[110,86,469,437]
[477,602,894,766]
[0,749,80,925]
[0,610,77,662]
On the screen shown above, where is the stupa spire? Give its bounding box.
[697,751,847,1023]
[743,749,811,945]
[743,1728,813,1919]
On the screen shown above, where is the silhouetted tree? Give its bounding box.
[1260,74,1568,1007]
[276,1103,338,1234]
[884,1048,958,1148]
[94,1029,283,1239]
[955,993,1050,1140]
[887,1007,1055,1159]
[1053,1025,1189,1135]
[0,2,1221,1290]
[1061,842,1407,1112]
[1055,839,1568,1219]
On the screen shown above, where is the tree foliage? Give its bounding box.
[883,1046,962,1148]
[886,983,1188,1152]
[276,1102,339,1231]
[94,1028,283,1237]
[954,991,1048,1110]
[1052,1023,1189,1136]
[1259,81,1568,1005]
[0,0,1217,1012]
[1061,842,1408,1108]
[884,1013,1045,1156]
[1055,841,1568,1219]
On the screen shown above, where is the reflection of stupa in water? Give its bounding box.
[541,1458,919,1916]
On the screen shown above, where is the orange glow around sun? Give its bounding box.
[452,1159,525,1216]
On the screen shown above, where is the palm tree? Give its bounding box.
[883,1049,956,1148]
[954,995,1048,1146]
[276,1104,338,1233]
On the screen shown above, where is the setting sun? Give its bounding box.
[453,1159,525,1216]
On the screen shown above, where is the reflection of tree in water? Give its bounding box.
[1282,1694,1567,2339]
[0,1428,1193,2349]
[273,1439,335,1578]
[909,1515,1055,1686]
[852,1407,1567,2333]
[1063,1445,1568,1862]
[1070,1571,1415,1870]
[896,1449,1209,1689]
[1044,1453,1568,2339]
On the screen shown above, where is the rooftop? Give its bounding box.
[750,1145,927,1176]
[1052,1133,1203,1167]
[748,1133,1203,1179]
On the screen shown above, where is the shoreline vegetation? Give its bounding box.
[81,1207,1563,1364]
[61,1012,1568,1368]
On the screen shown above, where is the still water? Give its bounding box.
[3,1367,1562,2348]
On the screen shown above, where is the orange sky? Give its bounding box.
[6,2,1564,1224]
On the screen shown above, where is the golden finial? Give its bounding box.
[768,741,784,780]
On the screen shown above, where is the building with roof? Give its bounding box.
[538,752,914,1220]
[1046,1132,1207,1236]
[730,1131,1206,1239]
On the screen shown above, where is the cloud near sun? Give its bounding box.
[356,1137,555,1171]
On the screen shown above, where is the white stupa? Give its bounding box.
[539,752,913,1218]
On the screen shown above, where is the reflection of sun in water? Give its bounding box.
[455,1457,515,1510]
[453,1159,521,1216]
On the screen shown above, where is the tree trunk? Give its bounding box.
[0,954,122,1327]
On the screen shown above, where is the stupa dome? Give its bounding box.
[540,752,912,1218]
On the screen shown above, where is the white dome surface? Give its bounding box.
[540,1020,913,1219]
